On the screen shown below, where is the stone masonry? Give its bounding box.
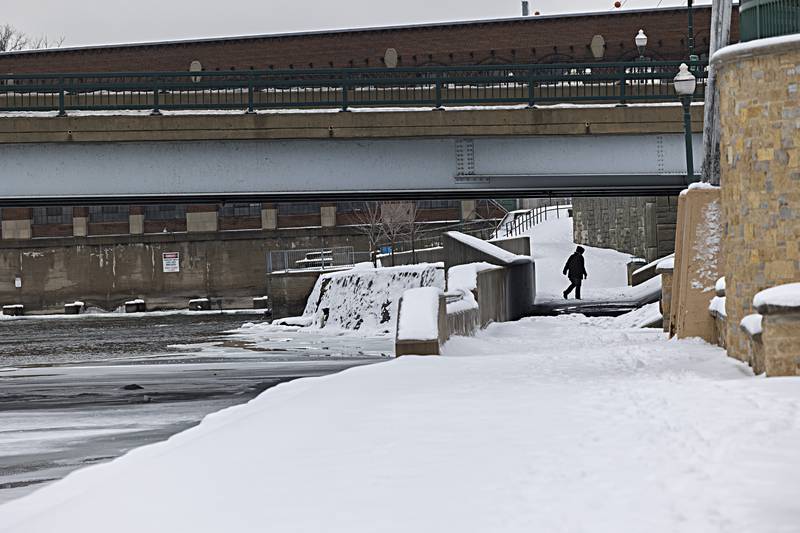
[714,36,800,363]
[572,196,678,262]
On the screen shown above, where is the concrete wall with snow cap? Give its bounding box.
[442,232,535,321]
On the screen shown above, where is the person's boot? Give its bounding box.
[562,289,568,299]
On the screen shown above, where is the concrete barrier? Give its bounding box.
[64,301,84,314]
[395,289,447,356]
[124,299,146,313]
[2,304,23,316]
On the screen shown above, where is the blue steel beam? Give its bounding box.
[0,133,701,206]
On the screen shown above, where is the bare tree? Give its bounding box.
[0,24,64,52]
[380,201,417,266]
[351,201,383,265]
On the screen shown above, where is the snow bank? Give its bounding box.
[397,287,441,341]
[612,301,662,329]
[447,262,496,292]
[297,263,444,332]
[740,314,763,337]
[753,283,800,310]
[4,315,800,533]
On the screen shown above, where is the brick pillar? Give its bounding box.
[757,298,800,377]
[2,208,32,240]
[129,206,144,235]
[261,202,277,230]
[320,203,337,228]
[460,200,476,221]
[186,204,218,233]
[73,207,89,237]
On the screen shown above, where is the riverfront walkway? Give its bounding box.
[2,315,798,533]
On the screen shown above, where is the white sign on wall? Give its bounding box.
[162,252,180,273]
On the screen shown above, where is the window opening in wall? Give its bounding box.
[144,205,187,220]
[32,206,72,225]
[336,201,367,213]
[89,205,129,223]
[416,200,460,210]
[219,203,261,217]
[277,202,321,215]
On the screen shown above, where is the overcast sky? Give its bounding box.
[6,0,709,48]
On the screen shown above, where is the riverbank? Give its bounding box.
[3,314,799,532]
[0,315,390,504]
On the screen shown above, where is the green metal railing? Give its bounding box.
[740,0,800,41]
[0,61,708,115]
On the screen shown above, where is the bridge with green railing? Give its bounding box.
[0,60,707,115]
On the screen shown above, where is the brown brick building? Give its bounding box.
[0,6,737,74]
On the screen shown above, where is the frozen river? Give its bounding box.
[0,313,390,504]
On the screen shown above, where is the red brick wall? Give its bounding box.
[144,219,187,233]
[89,222,130,235]
[219,216,262,231]
[278,214,322,228]
[0,7,737,74]
[32,224,73,238]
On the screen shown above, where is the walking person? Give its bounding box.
[562,246,588,300]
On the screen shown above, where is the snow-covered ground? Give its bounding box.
[2,314,799,533]
[496,215,661,304]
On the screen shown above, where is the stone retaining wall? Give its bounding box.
[714,35,800,363]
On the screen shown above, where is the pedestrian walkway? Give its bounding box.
[1,315,798,533]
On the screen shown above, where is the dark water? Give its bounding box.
[0,313,263,366]
[0,313,388,503]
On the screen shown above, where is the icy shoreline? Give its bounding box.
[2,314,799,533]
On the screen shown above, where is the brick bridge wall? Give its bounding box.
[0,7,736,74]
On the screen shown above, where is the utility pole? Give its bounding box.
[700,0,733,186]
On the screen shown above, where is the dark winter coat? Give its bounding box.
[563,253,587,282]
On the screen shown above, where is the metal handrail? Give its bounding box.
[0,60,709,114]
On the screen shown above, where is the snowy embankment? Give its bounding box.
[276,263,444,333]
[495,216,661,304]
[3,316,799,533]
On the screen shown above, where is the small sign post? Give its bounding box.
[162,252,180,273]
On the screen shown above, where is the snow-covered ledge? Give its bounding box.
[395,287,446,356]
[711,33,800,67]
[752,283,800,376]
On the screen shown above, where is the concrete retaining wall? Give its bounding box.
[0,229,367,312]
[443,233,534,321]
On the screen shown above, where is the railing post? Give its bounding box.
[246,75,255,114]
[341,80,349,112]
[434,79,443,110]
[57,77,66,117]
[527,70,535,108]
[151,80,161,116]
[617,65,627,107]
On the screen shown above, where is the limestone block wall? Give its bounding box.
[714,36,800,360]
[572,196,678,262]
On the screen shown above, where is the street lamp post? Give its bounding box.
[673,63,697,183]
[635,29,648,61]
[687,0,696,60]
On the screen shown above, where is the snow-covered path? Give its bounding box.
[1,317,799,533]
